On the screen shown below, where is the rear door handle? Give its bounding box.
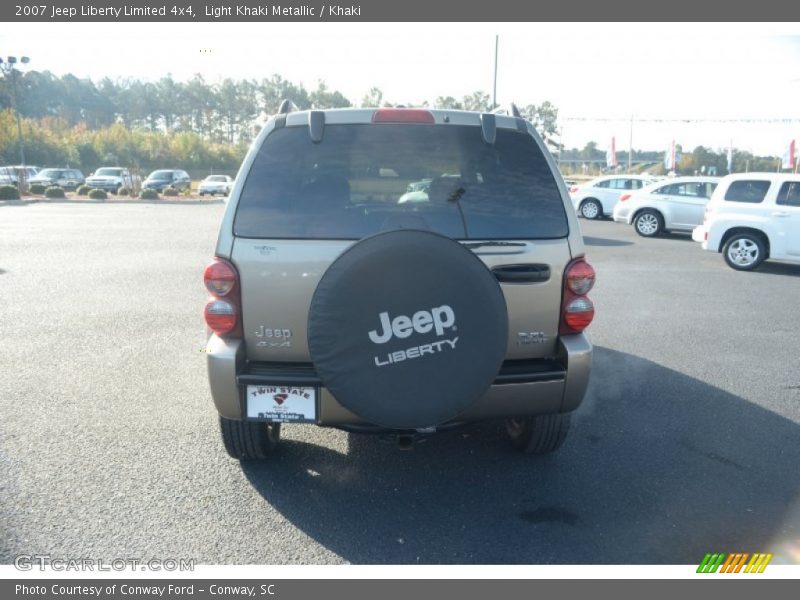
[492,264,551,283]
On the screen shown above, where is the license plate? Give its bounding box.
[246,385,316,422]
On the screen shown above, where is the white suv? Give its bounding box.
[570,174,657,219]
[692,173,800,270]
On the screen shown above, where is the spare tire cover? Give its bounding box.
[308,229,508,429]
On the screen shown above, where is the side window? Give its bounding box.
[655,184,676,195]
[704,183,717,198]
[677,182,704,197]
[594,180,611,189]
[607,179,625,190]
[776,181,800,207]
[724,180,771,204]
[631,180,643,190]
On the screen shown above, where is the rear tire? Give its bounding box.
[219,416,281,460]
[633,209,663,237]
[506,413,571,455]
[723,233,766,271]
[580,199,602,220]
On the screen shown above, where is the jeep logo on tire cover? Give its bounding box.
[307,229,508,429]
[368,305,455,344]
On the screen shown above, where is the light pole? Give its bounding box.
[0,55,30,166]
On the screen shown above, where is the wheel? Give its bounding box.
[723,233,766,271]
[199,192,205,197]
[505,413,571,455]
[633,209,663,237]
[580,199,602,220]
[219,416,281,460]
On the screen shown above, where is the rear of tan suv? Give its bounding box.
[205,106,593,459]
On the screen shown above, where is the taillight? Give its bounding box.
[560,258,595,335]
[569,186,579,194]
[203,258,242,338]
[372,108,435,124]
[204,300,237,336]
[204,259,236,296]
[619,194,631,202]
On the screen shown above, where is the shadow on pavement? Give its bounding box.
[583,236,634,247]
[753,262,800,278]
[242,346,800,564]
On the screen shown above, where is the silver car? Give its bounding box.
[613,176,720,237]
[199,175,234,196]
[204,105,595,459]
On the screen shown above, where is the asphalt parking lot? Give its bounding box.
[1,201,799,565]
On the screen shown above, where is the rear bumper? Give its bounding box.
[206,333,592,425]
[86,181,121,191]
[612,205,632,223]
[692,225,710,249]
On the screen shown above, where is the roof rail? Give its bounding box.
[278,99,299,114]
[490,103,523,118]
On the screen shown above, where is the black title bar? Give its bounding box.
[2,0,800,21]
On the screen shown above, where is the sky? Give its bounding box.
[2,22,800,155]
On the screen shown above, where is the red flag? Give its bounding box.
[606,136,618,168]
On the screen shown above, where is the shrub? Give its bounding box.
[139,188,159,200]
[0,185,20,200]
[162,186,179,197]
[29,183,47,195]
[76,185,91,196]
[88,188,107,200]
[117,187,130,196]
[45,186,66,198]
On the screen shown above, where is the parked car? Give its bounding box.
[0,165,39,187]
[204,105,595,460]
[0,166,15,186]
[692,173,800,270]
[198,174,234,196]
[613,176,719,237]
[29,168,85,191]
[570,174,657,219]
[85,167,133,193]
[143,169,192,193]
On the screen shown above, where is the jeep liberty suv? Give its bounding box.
[204,104,594,459]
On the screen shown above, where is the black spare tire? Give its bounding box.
[308,229,508,429]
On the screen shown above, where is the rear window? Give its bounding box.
[776,181,800,207]
[234,124,568,240]
[724,180,770,203]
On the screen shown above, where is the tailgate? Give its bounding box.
[233,237,569,362]
[233,238,351,362]
[474,239,570,359]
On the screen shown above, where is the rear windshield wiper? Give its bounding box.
[461,241,527,250]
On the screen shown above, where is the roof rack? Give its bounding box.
[491,103,523,118]
[278,99,299,114]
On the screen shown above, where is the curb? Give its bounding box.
[3,197,226,206]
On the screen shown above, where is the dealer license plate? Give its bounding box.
[246,385,317,422]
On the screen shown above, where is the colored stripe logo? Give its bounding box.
[697,553,773,573]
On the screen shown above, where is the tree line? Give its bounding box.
[0,71,561,174]
[0,70,781,177]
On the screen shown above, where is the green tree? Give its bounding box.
[308,81,351,109]
[361,87,384,108]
